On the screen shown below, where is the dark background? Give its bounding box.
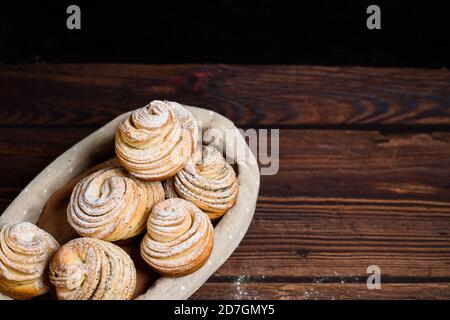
[0,0,449,67]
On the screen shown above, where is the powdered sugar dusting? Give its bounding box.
[11,222,37,243]
[233,275,250,299]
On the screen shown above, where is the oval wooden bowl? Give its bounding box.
[0,106,260,300]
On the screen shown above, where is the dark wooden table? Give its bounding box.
[1,64,449,299]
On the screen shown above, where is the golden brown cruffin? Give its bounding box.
[115,100,193,181]
[0,222,59,299]
[49,237,136,300]
[67,167,165,242]
[140,198,214,276]
[164,145,239,220]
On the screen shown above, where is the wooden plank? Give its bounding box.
[0,64,449,128]
[0,128,101,188]
[191,283,450,300]
[263,130,450,201]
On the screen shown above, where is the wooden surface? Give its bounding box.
[1,64,450,299]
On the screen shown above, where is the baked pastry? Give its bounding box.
[49,238,136,300]
[0,222,59,299]
[140,198,214,276]
[165,145,238,219]
[67,167,165,242]
[115,100,193,180]
[167,101,200,162]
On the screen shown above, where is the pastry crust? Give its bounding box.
[115,100,193,180]
[49,238,136,300]
[67,167,165,242]
[0,222,59,299]
[167,101,201,163]
[140,198,214,276]
[165,145,239,220]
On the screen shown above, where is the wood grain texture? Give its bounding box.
[191,283,450,300]
[0,64,450,299]
[0,64,449,128]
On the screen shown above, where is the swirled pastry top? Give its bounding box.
[167,145,238,220]
[115,100,193,180]
[140,198,214,276]
[50,238,136,300]
[0,222,59,299]
[67,167,165,242]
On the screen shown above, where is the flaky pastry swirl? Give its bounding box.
[115,100,193,180]
[0,222,59,299]
[50,238,136,300]
[167,101,200,162]
[140,199,214,276]
[165,145,238,219]
[67,167,165,242]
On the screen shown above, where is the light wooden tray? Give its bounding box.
[0,106,260,300]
